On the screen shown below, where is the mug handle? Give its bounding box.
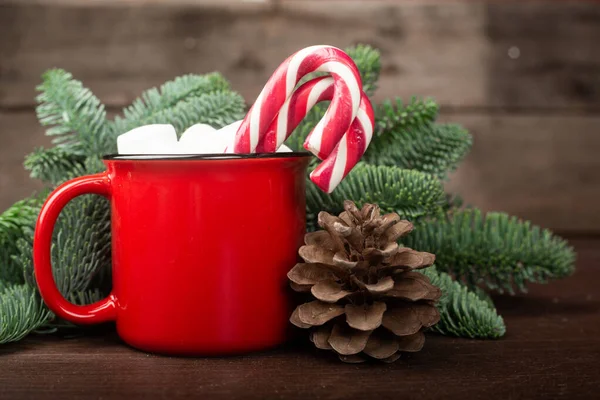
[34,172,117,324]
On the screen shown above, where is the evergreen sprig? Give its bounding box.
[114,91,246,137]
[406,209,576,294]
[51,198,111,297]
[24,147,87,186]
[0,284,50,344]
[366,123,472,178]
[364,97,472,178]
[14,195,112,308]
[36,69,109,156]
[0,197,43,284]
[306,164,446,230]
[420,267,506,339]
[112,72,233,136]
[376,97,440,133]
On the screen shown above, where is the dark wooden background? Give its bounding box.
[1,2,600,398]
[1,0,599,234]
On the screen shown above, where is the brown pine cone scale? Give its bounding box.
[288,201,442,363]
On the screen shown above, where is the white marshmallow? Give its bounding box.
[177,124,223,154]
[117,124,178,155]
[218,121,243,154]
[117,121,297,156]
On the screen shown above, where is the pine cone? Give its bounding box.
[289,201,441,363]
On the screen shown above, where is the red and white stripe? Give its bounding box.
[310,96,374,193]
[232,45,362,159]
[256,76,335,153]
[254,76,374,193]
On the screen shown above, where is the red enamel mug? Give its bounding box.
[33,153,310,355]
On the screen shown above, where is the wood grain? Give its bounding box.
[443,113,600,233]
[0,112,50,210]
[0,238,597,400]
[1,1,599,109]
[486,2,600,111]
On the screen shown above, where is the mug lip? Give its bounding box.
[103,152,312,161]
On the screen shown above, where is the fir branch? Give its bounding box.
[139,91,246,134]
[67,289,106,306]
[112,73,233,135]
[0,197,43,284]
[36,69,109,156]
[405,209,576,294]
[306,164,446,230]
[24,147,86,186]
[289,99,470,180]
[16,195,111,300]
[374,97,439,134]
[12,193,112,338]
[420,267,506,339]
[109,91,246,144]
[364,97,472,178]
[0,284,50,344]
[50,197,111,296]
[365,123,472,179]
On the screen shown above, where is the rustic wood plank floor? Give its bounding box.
[0,238,598,400]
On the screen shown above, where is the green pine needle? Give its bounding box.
[0,197,44,284]
[24,147,87,186]
[36,69,109,156]
[405,209,576,294]
[115,91,246,136]
[49,196,111,297]
[306,164,446,230]
[420,267,506,339]
[364,97,472,178]
[112,72,233,136]
[0,284,51,344]
[375,97,439,133]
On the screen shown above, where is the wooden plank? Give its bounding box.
[2,110,598,233]
[7,0,271,5]
[0,238,598,399]
[485,2,600,110]
[1,1,599,109]
[443,113,600,233]
[0,112,50,212]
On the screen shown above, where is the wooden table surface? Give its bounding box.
[1,238,598,400]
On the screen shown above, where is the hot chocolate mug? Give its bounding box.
[33,153,310,355]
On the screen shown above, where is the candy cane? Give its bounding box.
[232,45,362,159]
[256,76,374,193]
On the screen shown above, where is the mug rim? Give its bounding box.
[103,152,312,161]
